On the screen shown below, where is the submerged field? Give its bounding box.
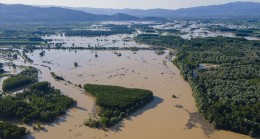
[1,49,250,139]
[0,20,259,139]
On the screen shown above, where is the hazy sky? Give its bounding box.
[1,0,260,9]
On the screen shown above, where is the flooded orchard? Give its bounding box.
[2,48,247,139]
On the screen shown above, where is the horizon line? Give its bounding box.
[1,1,259,10]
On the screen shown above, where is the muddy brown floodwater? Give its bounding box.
[1,49,251,139]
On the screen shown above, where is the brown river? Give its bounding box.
[1,49,252,139]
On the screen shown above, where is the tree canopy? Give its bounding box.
[84,84,153,128]
[136,35,260,137]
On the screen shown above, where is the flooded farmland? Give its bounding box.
[0,48,247,139]
[0,21,258,139]
[42,34,149,48]
[1,1,260,138]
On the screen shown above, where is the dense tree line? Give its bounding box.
[22,50,33,62]
[66,25,135,37]
[208,25,260,37]
[84,84,153,128]
[158,29,180,34]
[0,63,4,74]
[175,37,260,137]
[0,81,76,123]
[134,35,184,48]
[28,37,44,42]
[130,24,154,30]
[136,35,260,137]
[0,69,4,74]
[50,72,64,81]
[2,67,38,92]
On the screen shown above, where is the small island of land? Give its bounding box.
[84,84,153,128]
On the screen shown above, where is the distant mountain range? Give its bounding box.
[0,3,141,22]
[68,2,260,18]
[0,2,260,23]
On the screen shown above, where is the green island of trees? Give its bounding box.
[2,67,38,92]
[0,81,76,138]
[0,66,76,138]
[84,84,153,128]
[0,81,76,123]
[135,35,260,137]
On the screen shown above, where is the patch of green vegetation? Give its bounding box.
[207,23,260,38]
[134,35,184,48]
[66,25,135,36]
[50,72,64,81]
[0,40,42,45]
[172,94,178,98]
[84,118,101,128]
[0,121,27,139]
[0,81,76,123]
[248,78,260,85]
[0,63,4,74]
[22,49,33,63]
[155,50,165,55]
[236,32,250,37]
[0,37,44,45]
[158,29,180,34]
[0,64,75,138]
[84,84,153,128]
[2,67,38,92]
